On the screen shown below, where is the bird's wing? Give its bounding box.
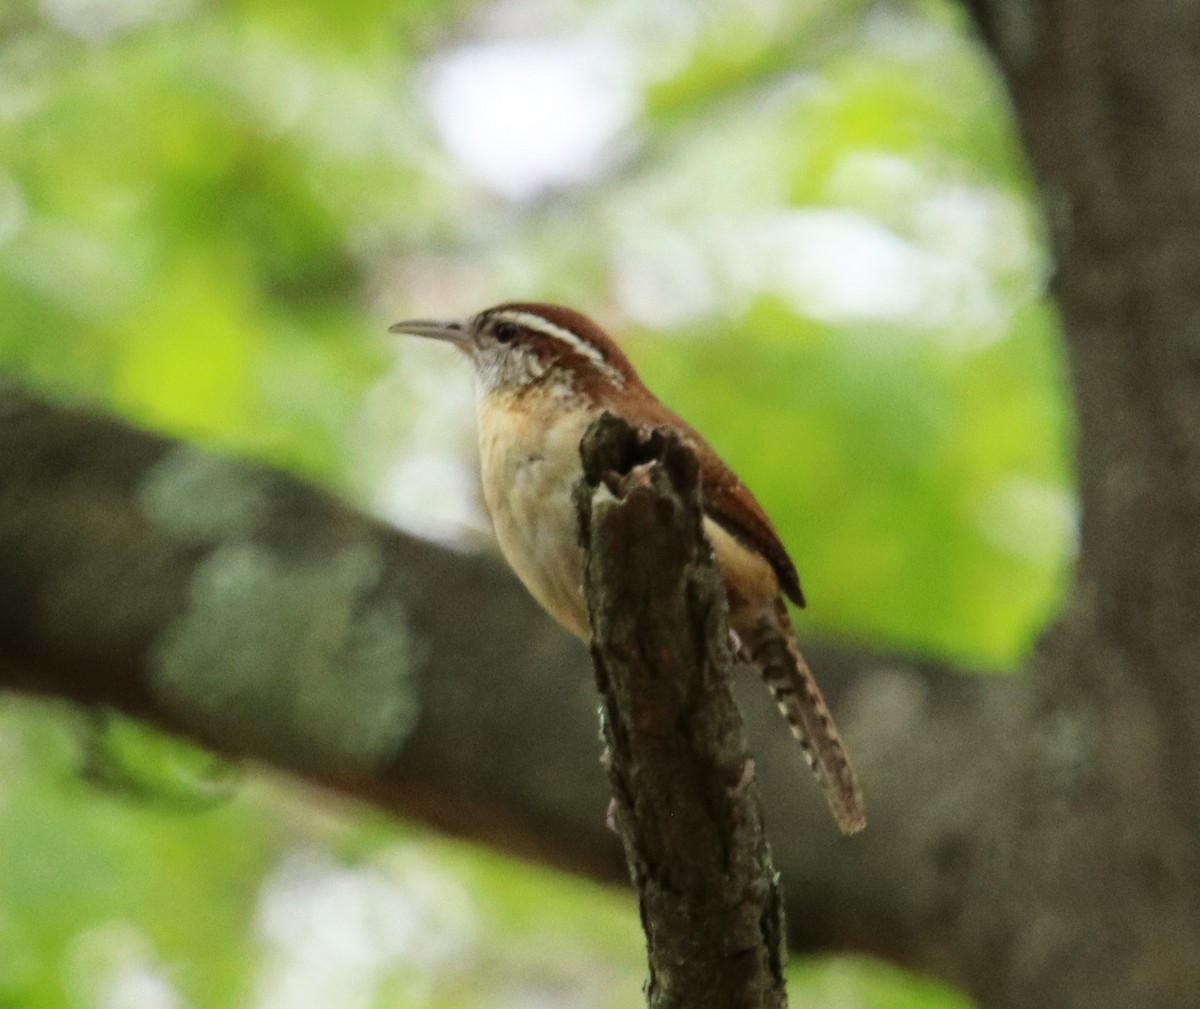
[629,398,805,607]
[693,441,805,608]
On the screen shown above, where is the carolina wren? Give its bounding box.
[390,303,865,835]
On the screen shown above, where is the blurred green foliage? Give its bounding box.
[0,0,1070,1004]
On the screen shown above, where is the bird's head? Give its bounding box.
[390,302,636,399]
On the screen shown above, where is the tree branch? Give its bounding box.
[0,384,1015,979]
[26,377,1187,1006]
[576,413,786,1009]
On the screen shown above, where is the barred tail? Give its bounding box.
[741,599,866,835]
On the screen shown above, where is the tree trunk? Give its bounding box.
[951,0,1200,1002]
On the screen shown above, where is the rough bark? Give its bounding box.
[576,413,787,1009]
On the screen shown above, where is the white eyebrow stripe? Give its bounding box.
[492,310,626,386]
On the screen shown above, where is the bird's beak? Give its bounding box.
[388,318,470,347]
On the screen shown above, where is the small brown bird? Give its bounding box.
[390,303,865,834]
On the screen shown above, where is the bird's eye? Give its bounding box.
[494,321,518,344]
